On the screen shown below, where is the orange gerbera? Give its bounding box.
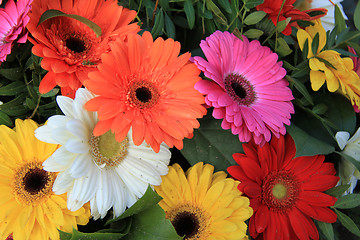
[27,0,139,98]
[84,31,207,152]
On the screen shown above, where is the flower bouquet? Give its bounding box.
[0,0,360,239]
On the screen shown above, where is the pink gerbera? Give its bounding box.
[0,0,32,62]
[193,31,294,146]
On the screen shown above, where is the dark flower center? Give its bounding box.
[262,170,300,212]
[23,167,49,195]
[224,73,256,106]
[66,36,86,53]
[128,81,160,109]
[172,211,200,239]
[136,87,152,103]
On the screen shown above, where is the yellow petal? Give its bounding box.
[310,70,326,91]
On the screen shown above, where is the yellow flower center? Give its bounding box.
[272,183,287,200]
[167,204,208,240]
[13,161,56,205]
[89,130,129,169]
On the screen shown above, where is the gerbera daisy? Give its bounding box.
[35,88,171,219]
[0,0,32,63]
[27,0,139,98]
[84,31,207,153]
[297,19,360,109]
[0,119,90,240]
[227,134,339,240]
[155,162,253,240]
[256,0,327,35]
[192,31,294,146]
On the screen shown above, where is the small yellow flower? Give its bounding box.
[297,19,360,108]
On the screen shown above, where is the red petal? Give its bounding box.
[297,200,337,223]
[288,208,314,240]
[299,191,337,207]
[302,175,339,191]
[243,181,261,198]
[39,71,57,94]
[255,205,270,233]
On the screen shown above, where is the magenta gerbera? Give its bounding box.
[193,31,295,145]
[0,0,32,63]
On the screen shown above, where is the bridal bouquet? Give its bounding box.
[0,0,360,239]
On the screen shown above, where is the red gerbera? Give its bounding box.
[227,134,339,240]
[27,0,139,98]
[256,0,327,35]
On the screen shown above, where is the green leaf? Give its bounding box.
[276,37,292,57]
[0,81,26,96]
[184,0,195,30]
[164,12,175,39]
[243,0,264,9]
[312,103,328,115]
[315,220,334,240]
[151,9,164,38]
[205,0,228,26]
[287,76,313,105]
[354,0,360,31]
[286,123,335,157]
[275,19,289,33]
[123,204,181,240]
[333,48,357,57]
[38,9,102,37]
[106,186,162,225]
[61,228,127,240]
[243,29,264,38]
[334,4,346,34]
[40,88,59,97]
[334,208,360,237]
[302,38,309,60]
[0,67,23,81]
[311,32,320,56]
[0,111,13,127]
[244,11,266,25]
[218,0,232,14]
[181,110,242,172]
[325,184,350,198]
[334,194,360,209]
[25,97,37,110]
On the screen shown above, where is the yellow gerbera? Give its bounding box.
[297,19,360,108]
[155,162,253,240]
[0,119,90,240]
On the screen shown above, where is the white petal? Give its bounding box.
[43,155,67,172]
[335,131,350,150]
[95,171,114,217]
[67,166,99,211]
[51,127,73,145]
[116,164,148,198]
[35,125,57,144]
[110,173,126,217]
[69,153,93,178]
[348,127,360,144]
[52,170,74,194]
[121,156,162,185]
[73,89,98,129]
[56,95,75,118]
[65,138,90,154]
[47,115,70,128]
[66,119,91,141]
[51,146,76,167]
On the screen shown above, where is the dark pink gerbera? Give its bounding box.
[0,0,32,62]
[193,31,294,146]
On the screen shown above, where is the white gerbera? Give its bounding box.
[35,88,171,219]
[335,128,360,195]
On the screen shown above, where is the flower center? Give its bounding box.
[89,130,129,169]
[13,162,56,205]
[167,204,208,240]
[224,73,256,106]
[261,170,299,212]
[128,81,160,109]
[65,36,86,53]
